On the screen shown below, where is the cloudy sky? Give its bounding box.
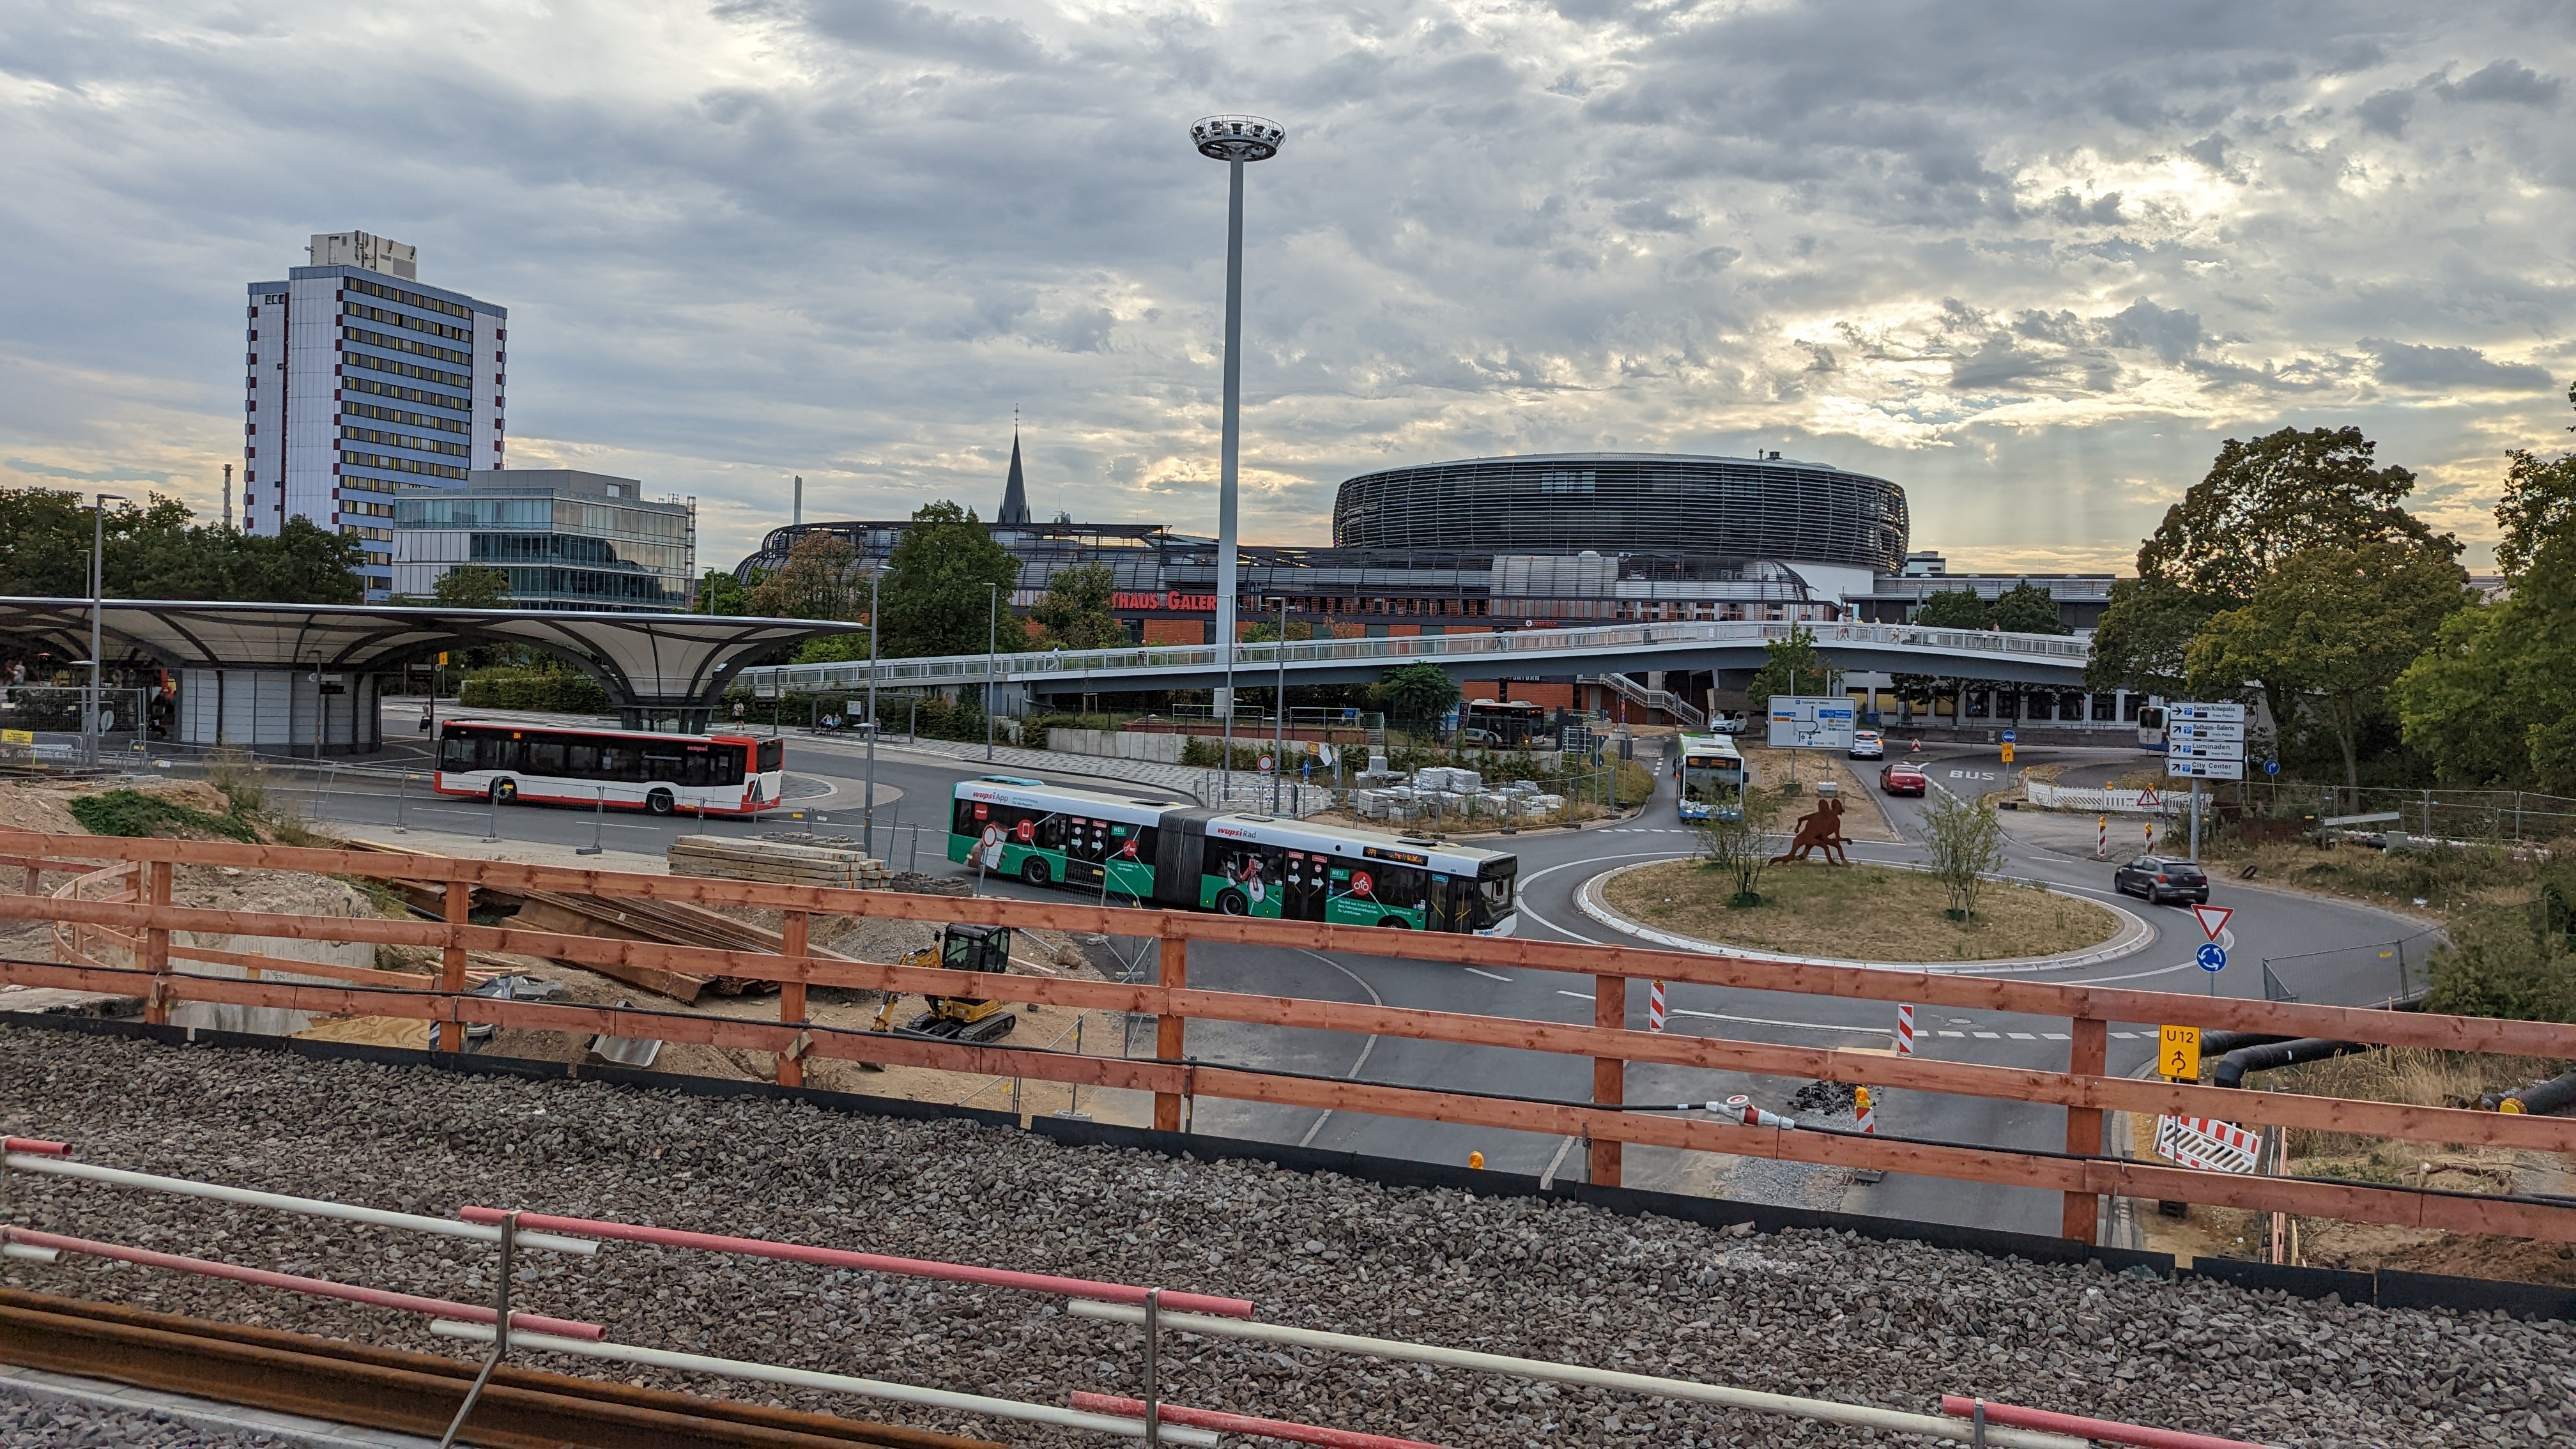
[4,1,2572,574]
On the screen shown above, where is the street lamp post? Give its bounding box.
[1192,114,1285,817]
[86,493,127,768]
[1269,595,1288,815]
[985,581,999,763]
[864,565,881,852]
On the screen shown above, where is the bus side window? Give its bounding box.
[711,747,742,786]
[682,751,710,788]
[1035,814,1066,850]
[526,740,566,774]
[440,735,472,770]
[494,738,525,772]
[565,743,597,776]
[642,750,685,783]
[596,745,638,782]
[758,739,783,773]
[953,798,983,837]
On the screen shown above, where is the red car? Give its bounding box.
[1879,762,1928,795]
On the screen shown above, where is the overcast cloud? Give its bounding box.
[3,1,2572,573]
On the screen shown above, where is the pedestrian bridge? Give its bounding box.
[737,618,2091,701]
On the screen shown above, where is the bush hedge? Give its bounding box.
[458,668,609,714]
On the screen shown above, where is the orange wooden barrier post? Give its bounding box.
[438,880,468,1054]
[1155,937,1188,1132]
[777,910,809,1088]
[2061,1015,2108,1243]
[1591,973,1627,1187]
[139,860,172,1025]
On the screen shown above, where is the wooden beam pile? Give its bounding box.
[667,834,892,891]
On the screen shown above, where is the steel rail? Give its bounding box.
[5,1153,598,1254]
[0,1287,995,1449]
[1067,1301,2087,1449]
[431,1321,1224,1445]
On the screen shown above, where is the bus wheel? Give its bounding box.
[1376,916,1411,930]
[1021,857,1051,887]
[646,789,675,816]
[1216,889,1248,916]
[490,779,517,804]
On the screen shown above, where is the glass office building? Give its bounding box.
[393,469,694,611]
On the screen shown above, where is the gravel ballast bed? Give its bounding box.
[3,1032,2572,1447]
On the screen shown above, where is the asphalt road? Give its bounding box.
[293,708,2434,1237]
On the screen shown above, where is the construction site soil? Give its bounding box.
[6,1033,2574,1447]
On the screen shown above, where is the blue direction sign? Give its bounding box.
[2001,730,2016,744]
[2264,759,2280,777]
[2196,943,2228,973]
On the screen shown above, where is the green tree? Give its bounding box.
[431,564,511,609]
[2395,521,2576,793]
[1922,789,2005,919]
[2494,443,2576,582]
[694,567,757,616]
[1988,581,2069,635]
[1744,624,1832,712]
[1373,662,1459,735]
[0,488,360,603]
[2085,576,2211,698]
[1909,589,1990,629]
[748,532,865,621]
[1694,784,1786,907]
[1029,562,1128,650]
[2138,426,2446,603]
[2188,542,2471,801]
[877,502,1024,657]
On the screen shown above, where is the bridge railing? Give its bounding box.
[5,830,2571,1252]
[740,620,2093,696]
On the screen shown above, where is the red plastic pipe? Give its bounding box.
[1941,1395,2271,1449]
[459,1206,1256,1318]
[3,1137,71,1157]
[1072,1393,1451,1448]
[0,1227,604,1340]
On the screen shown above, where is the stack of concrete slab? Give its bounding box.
[666,833,892,890]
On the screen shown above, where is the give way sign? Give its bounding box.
[2190,903,2232,942]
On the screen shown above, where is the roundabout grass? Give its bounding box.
[1602,857,2123,962]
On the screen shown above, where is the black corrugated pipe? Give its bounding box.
[2198,1031,2291,1058]
[2487,1067,2576,1116]
[2212,1038,2373,1089]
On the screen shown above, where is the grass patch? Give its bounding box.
[2267,1046,2572,1157]
[1604,859,2122,962]
[68,788,259,844]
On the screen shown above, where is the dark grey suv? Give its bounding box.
[2112,855,2209,906]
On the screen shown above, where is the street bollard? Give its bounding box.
[483,784,501,843]
[394,770,410,834]
[578,786,604,856]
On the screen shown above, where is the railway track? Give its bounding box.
[0,1287,1002,1449]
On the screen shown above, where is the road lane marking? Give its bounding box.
[2043,1032,2069,1040]
[1464,967,1512,982]
[1294,950,1384,1149]
[1938,1031,1966,1038]
[1973,1031,2000,1039]
[2007,1032,2035,1039]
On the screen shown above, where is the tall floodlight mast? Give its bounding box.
[1191,114,1285,804]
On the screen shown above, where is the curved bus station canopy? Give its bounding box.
[0,598,862,738]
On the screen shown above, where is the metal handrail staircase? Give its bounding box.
[1583,673,1705,730]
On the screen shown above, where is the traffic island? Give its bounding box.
[1583,858,2148,972]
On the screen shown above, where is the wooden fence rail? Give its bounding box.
[4,831,2573,1248]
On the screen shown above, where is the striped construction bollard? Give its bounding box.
[2097,815,2108,858]
[1855,1086,1876,1135]
[1647,979,1668,1032]
[1895,1002,1915,1055]
[2145,820,2156,850]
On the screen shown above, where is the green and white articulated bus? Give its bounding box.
[949,776,1519,936]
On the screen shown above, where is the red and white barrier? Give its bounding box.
[1895,1002,1915,1055]
[458,1206,1256,1319]
[0,1225,603,1340]
[1071,1392,1448,1448]
[1855,1087,1876,1136]
[2097,815,2108,858]
[1941,1395,2269,1449]
[1646,979,1667,1032]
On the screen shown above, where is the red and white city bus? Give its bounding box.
[434,720,786,815]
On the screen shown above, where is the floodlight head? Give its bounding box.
[1192,115,1285,162]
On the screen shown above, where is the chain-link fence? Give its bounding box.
[0,686,158,771]
[2225,783,2576,845]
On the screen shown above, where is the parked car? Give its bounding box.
[2112,855,2209,906]
[1848,729,1884,760]
[1878,762,1928,795]
[1708,712,1748,735]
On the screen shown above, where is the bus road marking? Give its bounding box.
[1464,967,1512,983]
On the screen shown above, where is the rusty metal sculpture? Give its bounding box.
[1770,796,1850,866]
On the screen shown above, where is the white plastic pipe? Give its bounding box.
[431,1321,1221,1446]
[1068,1303,2087,1449]
[1,1243,60,1263]
[4,1154,595,1255]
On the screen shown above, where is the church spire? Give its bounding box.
[997,420,1031,525]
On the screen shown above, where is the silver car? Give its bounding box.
[1848,729,1884,760]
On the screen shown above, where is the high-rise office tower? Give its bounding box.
[242,231,507,598]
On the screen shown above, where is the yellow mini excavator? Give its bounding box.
[868,923,1018,1045]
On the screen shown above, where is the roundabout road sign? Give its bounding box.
[2196,942,2228,973]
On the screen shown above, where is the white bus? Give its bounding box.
[1678,732,1745,822]
[435,720,785,816]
